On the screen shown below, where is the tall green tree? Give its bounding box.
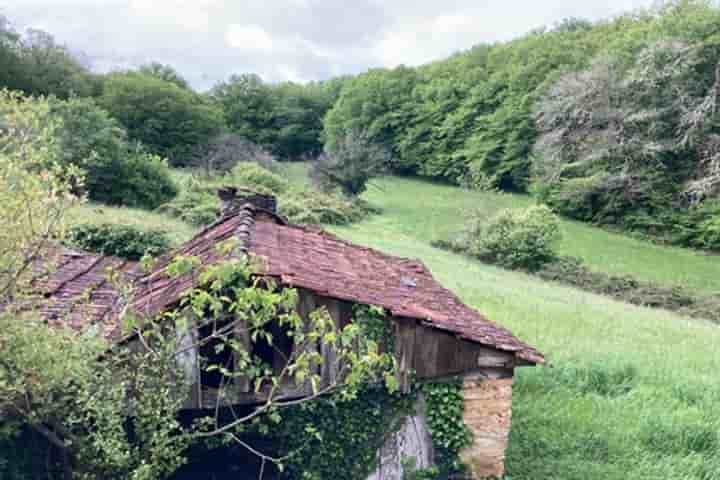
[323,66,418,170]
[99,72,224,166]
[138,62,190,89]
[50,96,178,209]
[211,73,276,147]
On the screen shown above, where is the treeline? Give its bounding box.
[323,0,720,250]
[3,2,720,249]
[0,15,344,210]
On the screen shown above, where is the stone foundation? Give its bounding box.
[460,377,514,479]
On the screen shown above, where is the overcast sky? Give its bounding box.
[2,0,655,90]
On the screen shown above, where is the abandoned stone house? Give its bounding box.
[26,188,544,479]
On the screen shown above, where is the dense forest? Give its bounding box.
[2,0,719,249]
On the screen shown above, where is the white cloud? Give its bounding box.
[3,0,658,88]
[225,24,275,52]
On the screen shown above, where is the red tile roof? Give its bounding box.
[19,246,139,339]
[133,206,544,364]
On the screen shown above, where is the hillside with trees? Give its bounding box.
[4,2,718,252]
[2,2,720,480]
[322,1,720,250]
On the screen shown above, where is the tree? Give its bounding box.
[138,62,190,89]
[18,28,95,98]
[49,96,178,209]
[322,66,418,163]
[99,72,224,166]
[211,74,276,148]
[0,90,81,299]
[50,98,177,209]
[0,16,26,93]
[270,81,332,159]
[191,133,277,175]
[310,130,390,196]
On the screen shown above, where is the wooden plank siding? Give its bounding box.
[180,288,517,409]
[394,317,516,388]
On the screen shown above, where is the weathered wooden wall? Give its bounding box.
[393,316,516,391]
[176,288,518,479]
[367,395,434,480]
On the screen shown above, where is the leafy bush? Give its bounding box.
[279,193,379,226]
[191,134,279,175]
[435,235,720,322]
[230,161,289,194]
[465,205,562,270]
[66,223,171,260]
[311,131,390,196]
[157,178,220,227]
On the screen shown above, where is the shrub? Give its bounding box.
[191,134,279,175]
[279,193,378,226]
[161,165,378,228]
[436,232,720,322]
[311,131,390,197]
[66,223,171,260]
[230,161,289,194]
[158,178,220,227]
[467,205,562,270]
[120,152,179,209]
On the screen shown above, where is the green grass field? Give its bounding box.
[72,168,720,479]
[327,176,720,479]
[67,202,196,247]
[360,176,720,294]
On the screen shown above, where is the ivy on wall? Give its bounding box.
[254,306,473,480]
[262,386,416,480]
[422,381,473,478]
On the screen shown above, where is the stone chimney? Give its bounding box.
[217,186,277,216]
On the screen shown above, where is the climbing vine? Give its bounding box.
[354,304,394,353]
[242,304,413,479]
[257,386,416,480]
[422,380,473,478]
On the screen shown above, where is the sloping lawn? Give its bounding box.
[360,176,720,294]
[329,176,720,480]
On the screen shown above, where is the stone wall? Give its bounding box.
[460,377,514,479]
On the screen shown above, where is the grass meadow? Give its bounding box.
[70,167,720,479]
[330,175,720,479]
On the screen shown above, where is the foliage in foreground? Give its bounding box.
[0,89,80,299]
[0,249,397,479]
